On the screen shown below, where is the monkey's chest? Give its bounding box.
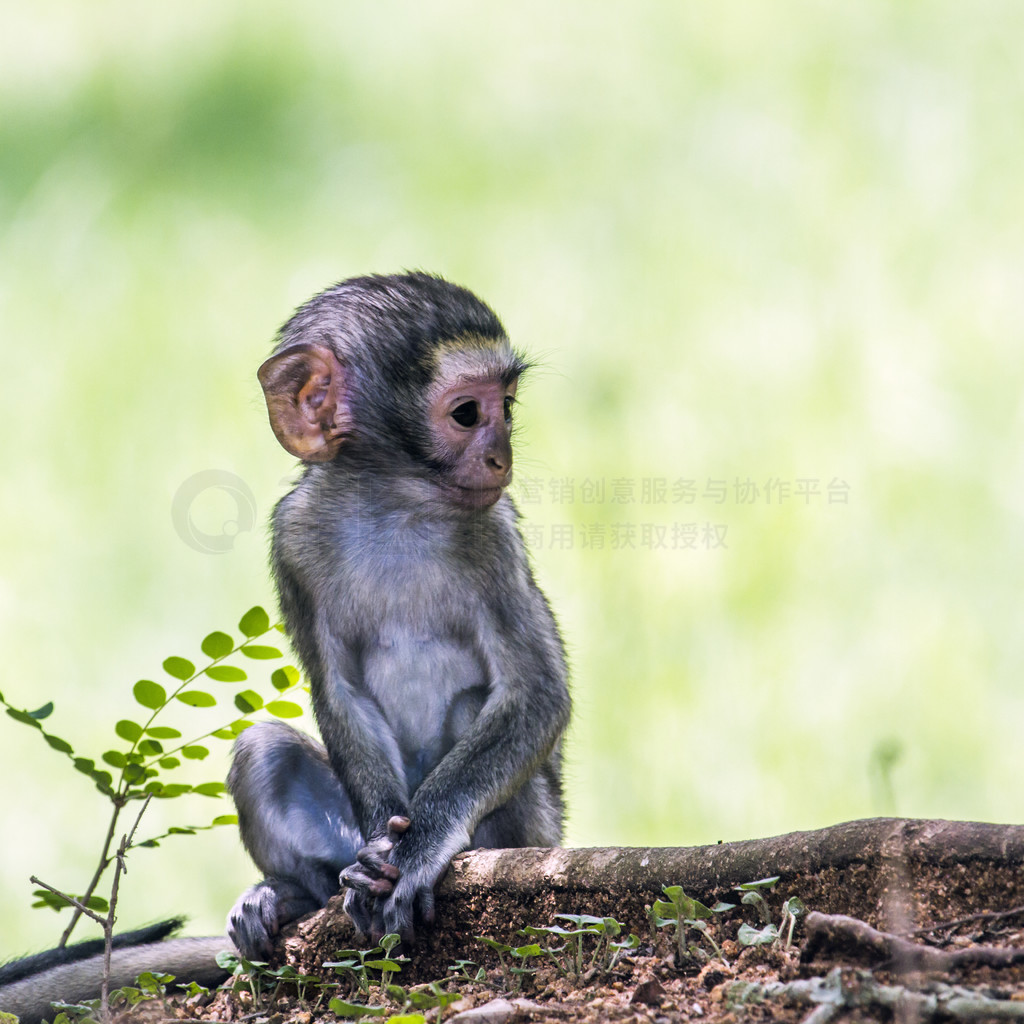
[360,634,488,787]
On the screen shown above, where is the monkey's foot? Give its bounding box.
[227,878,321,961]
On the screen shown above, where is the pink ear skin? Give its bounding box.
[257,343,352,462]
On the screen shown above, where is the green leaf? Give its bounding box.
[711,901,737,913]
[201,631,234,659]
[271,666,300,691]
[27,702,54,720]
[102,750,127,768]
[115,720,143,743]
[176,690,216,708]
[405,990,438,1009]
[159,757,181,769]
[44,734,74,754]
[736,876,780,892]
[133,680,167,710]
[123,763,146,784]
[240,645,282,660]
[162,657,195,681]
[138,739,163,757]
[265,700,302,719]
[146,725,181,739]
[182,745,209,760]
[512,943,543,957]
[92,774,114,795]
[211,727,236,740]
[476,938,512,953]
[239,606,270,637]
[215,951,241,971]
[328,1000,389,1018]
[206,665,247,683]
[153,783,192,798]
[31,889,72,911]
[193,781,227,797]
[364,959,402,971]
[73,757,96,775]
[6,707,42,729]
[386,1015,427,1024]
[783,897,806,917]
[234,690,264,714]
[212,814,238,826]
[651,899,677,921]
[737,922,779,947]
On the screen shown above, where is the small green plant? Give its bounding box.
[475,936,513,972]
[509,942,543,990]
[520,918,598,978]
[0,605,308,1024]
[650,885,729,964]
[513,913,639,980]
[324,934,406,999]
[448,959,486,982]
[734,877,806,949]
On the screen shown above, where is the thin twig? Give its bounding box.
[29,875,107,927]
[100,794,154,1024]
[59,799,125,947]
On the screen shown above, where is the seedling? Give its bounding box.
[327,998,390,1018]
[476,936,513,972]
[734,878,807,950]
[509,942,543,990]
[448,959,486,982]
[651,885,728,964]
[780,896,806,949]
[216,949,273,1006]
[520,920,599,978]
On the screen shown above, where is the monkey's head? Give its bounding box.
[258,273,527,511]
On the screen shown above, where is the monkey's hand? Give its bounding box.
[340,815,409,939]
[380,822,470,942]
[228,878,322,961]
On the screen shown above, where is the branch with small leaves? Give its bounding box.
[0,604,309,1020]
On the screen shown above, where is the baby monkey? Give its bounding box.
[227,273,571,958]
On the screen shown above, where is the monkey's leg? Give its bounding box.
[227,721,362,959]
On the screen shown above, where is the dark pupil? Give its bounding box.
[451,401,479,427]
[503,397,513,421]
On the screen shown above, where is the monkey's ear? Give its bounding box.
[258,344,352,462]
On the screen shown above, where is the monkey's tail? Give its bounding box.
[0,919,233,1024]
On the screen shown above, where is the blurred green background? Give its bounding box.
[2,0,1023,959]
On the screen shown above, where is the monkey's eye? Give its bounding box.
[503,395,515,422]
[450,401,479,427]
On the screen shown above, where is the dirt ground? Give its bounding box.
[122,892,1024,1024]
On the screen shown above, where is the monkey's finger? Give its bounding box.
[343,888,376,939]
[388,815,411,835]
[353,842,399,877]
[341,862,375,891]
[416,887,436,927]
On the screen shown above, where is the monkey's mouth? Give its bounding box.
[439,482,505,510]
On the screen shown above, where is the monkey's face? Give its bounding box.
[427,373,517,509]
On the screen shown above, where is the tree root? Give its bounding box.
[803,911,1024,971]
[728,967,1024,1022]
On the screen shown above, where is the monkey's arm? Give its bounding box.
[383,598,571,939]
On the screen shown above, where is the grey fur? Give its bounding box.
[228,273,571,956]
